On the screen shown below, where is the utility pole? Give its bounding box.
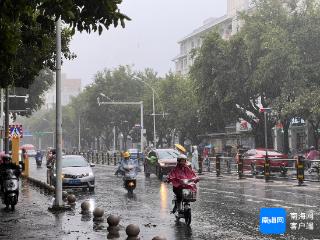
[0,89,3,152]
[54,17,63,207]
[4,87,9,154]
[78,117,81,152]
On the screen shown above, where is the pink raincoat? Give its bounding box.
[307,150,319,160]
[167,164,199,192]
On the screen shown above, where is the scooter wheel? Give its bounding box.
[184,209,191,225]
[10,204,15,211]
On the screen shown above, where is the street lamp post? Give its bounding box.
[78,117,81,152]
[54,17,63,207]
[132,78,156,147]
[152,90,156,147]
[97,97,144,154]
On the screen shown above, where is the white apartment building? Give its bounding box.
[44,73,82,109]
[173,0,251,75]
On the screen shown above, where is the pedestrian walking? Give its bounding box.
[191,146,199,172]
[203,147,210,171]
[306,146,319,169]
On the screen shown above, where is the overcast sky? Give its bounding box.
[62,1,227,87]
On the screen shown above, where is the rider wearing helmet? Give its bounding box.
[0,155,21,191]
[167,154,199,214]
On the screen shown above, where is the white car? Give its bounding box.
[26,149,37,157]
[47,155,95,192]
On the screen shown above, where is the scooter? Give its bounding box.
[35,155,42,167]
[1,168,20,211]
[308,162,320,175]
[123,164,137,194]
[172,179,197,226]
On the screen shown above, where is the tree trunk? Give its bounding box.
[282,120,290,154]
[254,120,274,148]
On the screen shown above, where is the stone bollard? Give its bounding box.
[107,215,120,238]
[49,185,55,194]
[80,201,91,214]
[152,236,167,240]
[215,155,221,177]
[126,224,140,240]
[62,191,68,201]
[93,207,104,222]
[67,194,76,205]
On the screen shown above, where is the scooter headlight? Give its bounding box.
[128,181,135,187]
[182,179,189,184]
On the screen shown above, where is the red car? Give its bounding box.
[242,148,288,173]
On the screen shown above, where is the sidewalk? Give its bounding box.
[0,178,108,240]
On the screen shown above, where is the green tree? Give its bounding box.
[190,0,303,148]
[0,0,130,88]
[157,73,200,146]
[9,69,54,117]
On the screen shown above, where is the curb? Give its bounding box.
[22,175,55,193]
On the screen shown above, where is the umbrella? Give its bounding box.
[174,144,186,153]
[20,144,35,150]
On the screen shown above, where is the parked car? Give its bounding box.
[242,148,288,173]
[47,155,95,191]
[144,148,190,180]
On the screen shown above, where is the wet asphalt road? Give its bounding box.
[3,158,320,239]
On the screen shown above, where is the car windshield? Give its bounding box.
[62,156,89,168]
[157,150,180,159]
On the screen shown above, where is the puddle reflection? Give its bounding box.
[174,221,193,240]
[160,182,169,215]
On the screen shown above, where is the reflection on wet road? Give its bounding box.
[28,158,320,239]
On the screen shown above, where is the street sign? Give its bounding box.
[9,124,23,138]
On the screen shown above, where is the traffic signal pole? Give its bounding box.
[97,99,144,153]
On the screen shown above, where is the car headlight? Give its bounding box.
[159,162,165,167]
[82,173,92,177]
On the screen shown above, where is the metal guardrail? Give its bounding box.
[66,151,320,185]
[65,151,145,167]
[202,155,320,185]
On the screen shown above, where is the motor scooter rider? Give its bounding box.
[46,149,56,167]
[0,155,21,191]
[167,154,199,214]
[35,150,42,161]
[115,151,140,176]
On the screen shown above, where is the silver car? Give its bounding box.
[48,155,95,192]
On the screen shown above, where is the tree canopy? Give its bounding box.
[190,0,320,148]
[0,0,130,88]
